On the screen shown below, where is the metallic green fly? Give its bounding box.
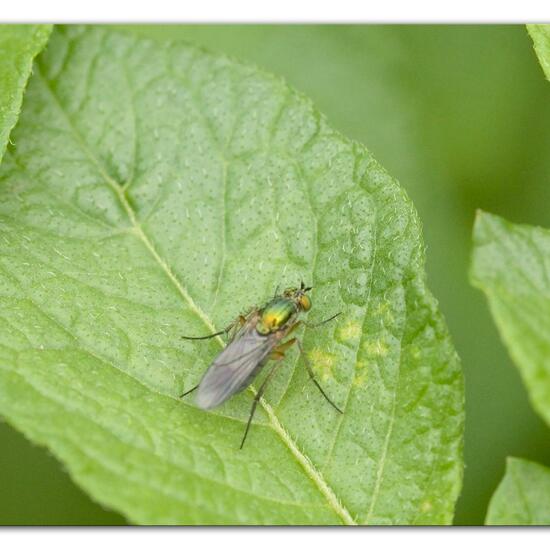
[181,282,343,448]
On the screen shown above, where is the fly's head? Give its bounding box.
[283,281,312,312]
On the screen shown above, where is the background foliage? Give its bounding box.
[1,24,550,525]
[0,25,51,162]
[471,212,550,524]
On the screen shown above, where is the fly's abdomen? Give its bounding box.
[256,298,296,335]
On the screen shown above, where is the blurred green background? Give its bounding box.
[2,24,550,525]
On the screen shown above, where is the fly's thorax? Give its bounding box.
[256,297,297,335]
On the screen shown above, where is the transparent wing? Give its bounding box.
[196,327,276,410]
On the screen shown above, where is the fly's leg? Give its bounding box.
[181,325,233,341]
[269,336,297,357]
[303,312,342,329]
[240,340,291,449]
[295,338,343,414]
[240,361,283,449]
[179,384,199,399]
[274,320,342,412]
[181,309,256,342]
[224,315,245,344]
[223,306,262,344]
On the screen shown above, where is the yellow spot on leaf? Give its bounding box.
[339,320,362,341]
[308,349,336,381]
[420,500,432,513]
[374,303,394,323]
[363,339,389,357]
[353,360,369,386]
[353,372,368,387]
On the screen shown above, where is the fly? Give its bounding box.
[180,281,343,448]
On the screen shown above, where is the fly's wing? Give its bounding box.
[196,328,275,410]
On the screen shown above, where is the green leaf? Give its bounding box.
[0,25,52,164]
[527,24,550,82]
[486,458,550,525]
[0,26,463,524]
[470,211,550,427]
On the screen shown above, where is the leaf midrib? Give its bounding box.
[33,63,357,526]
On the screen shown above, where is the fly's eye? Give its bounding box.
[299,294,311,311]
